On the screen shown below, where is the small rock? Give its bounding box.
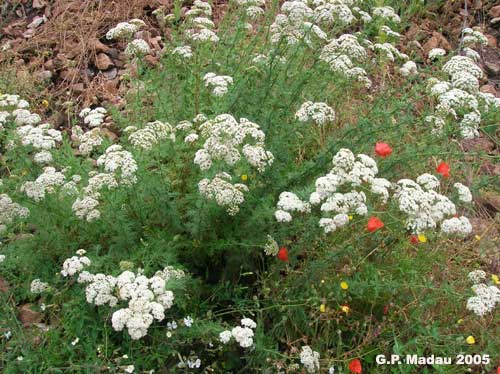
[480,160,500,175]
[144,55,159,67]
[461,137,495,153]
[480,84,497,96]
[90,38,110,53]
[18,304,42,327]
[102,67,118,80]
[32,0,47,8]
[423,32,451,54]
[490,5,500,18]
[491,17,500,26]
[100,128,118,142]
[485,33,498,48]
[35,70,53,81]
[477,191,500,213]
[71,83,85,93]
[484,61,500,76]
[59,68,80,81]
[95,53,114,70]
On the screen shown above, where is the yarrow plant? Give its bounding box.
[1,2,498,372]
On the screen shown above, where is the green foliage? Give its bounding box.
[0,1,499,373]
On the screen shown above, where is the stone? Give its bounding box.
[480,84,497,96]
[18,304,42,327]
[490,5,500,19]
[95,53,114,70]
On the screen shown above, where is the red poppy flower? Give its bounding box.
[349,358,362,374]
[436,162,450,177]
[277,247,289,262]
[410,235,418,244]
[367,217,384,232]
[497,367,500,374]
[375,142,393,157]
[383,305,390,315]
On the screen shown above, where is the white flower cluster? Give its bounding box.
[30,279,50,294]
[236,0,265,19]
[219,317,257,348]
[394,178,451,234]
[198,172,249,215]
[203,73,234,97]
[128,120,175,150]
[275,192,311,222]
[125,39,151,57]
[462,27,488,48]
[0,194,29,233]
[440,216,472,236]
[96,145,138,185]
[320,34,370,87]
[454,182,472,203]
[185,1,219,43]
[21,167,66,201]
[172,45,193,59]
[11,109,41,126]
[270,2,329,47]
[466,270,500,317]
[276,148,472,236]
[65,254,184,340]
[106,19,145,40]
[300,345,320,373]
[263,235,279,256]
[79,107,107,128]
[400,61,417,77]
[428,48,446,60]
[468,270,487,284]
[17,123,62,151]
[185,0,212,17]
[61,250,91,277]
[295,101,335,126]
[372,42,408,62]
[194,114,273,173]
[71,145,138,222]
[426,54,499,139]
[372,6,400,23]
[0,94,31,130]
[72,126,103,156]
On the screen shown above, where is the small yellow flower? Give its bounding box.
[340,305,350,314]
[319,304,326,313]
[41,99,49,108]
[348,215,353,220]
[492,274,499,285]
[474,235,481,241]
[457,318,464,324]
[466,335,475,345]
[418,234,427,243]
[340,281,349,290]
[241,174,248,182]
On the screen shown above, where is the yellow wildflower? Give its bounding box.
[418,234,427,243]
[348,215,353,220]
[42,99,49,108]
[319,304,326,313]
[465,336,475,345]
[492,274,499,285]
[340,281,349,290]
[340,305,350,314]
[474,235,481,241]
[241,174,248,182]
[457,319,464,324]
